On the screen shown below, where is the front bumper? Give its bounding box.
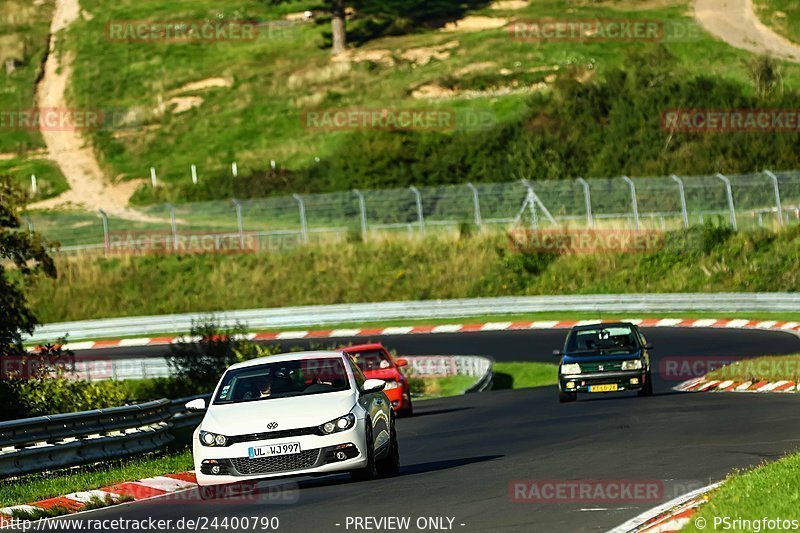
[559,370,647,393]
[194,419,368,487]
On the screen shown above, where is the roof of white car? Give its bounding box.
[227,350,346,370]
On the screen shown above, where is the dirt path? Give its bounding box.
[29,0,144,217]
[695,0,800,62]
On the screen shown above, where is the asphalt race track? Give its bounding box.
[36,327,800,533]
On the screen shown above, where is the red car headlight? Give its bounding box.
[383,380,402,390]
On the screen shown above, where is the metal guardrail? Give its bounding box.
[26,293,800,343]
[405,355,494,394]
[0,400,173,478]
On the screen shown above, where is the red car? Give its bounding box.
[342,344,413,417]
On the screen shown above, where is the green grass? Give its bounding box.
[0,450,193,507]
[683,450,800,533]
[0,0,52,154]
[0,157,69,200]
[755,0,800,44]
[22,226,800,323]
[492,362,558,390]
[0,0,69,198]
[412,375,481,399]
[705,354,800,382]
[53,0,800,202]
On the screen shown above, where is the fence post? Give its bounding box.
[231,162,238,178]
[98,209,109,253]
[150,167,157,187]
[191,164,198,185]
[167,203,178,250]
[576,177,593,227]
[30,175,37,195]
[466,182,482,228]
[670,175,689,229]
[621,176,640,230]
[715,173,738,231]
[231,199,245,249]
[352,189,368,240]
[763,170,783,226]
[293,194,309,243]
[409,186,424,238]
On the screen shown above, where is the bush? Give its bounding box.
[168,320,280,391]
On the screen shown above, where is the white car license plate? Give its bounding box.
[248,442,301,459]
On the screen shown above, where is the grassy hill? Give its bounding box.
[755,0,800,44]
[0,0,68,198]
[55,0,800,204]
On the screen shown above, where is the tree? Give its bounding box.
[0,176,56,358]
[330,0,347,55]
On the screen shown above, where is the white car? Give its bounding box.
[186,351,399,496]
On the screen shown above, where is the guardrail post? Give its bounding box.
[622,176,640,230]
[293,194,309,243]
[576,177,593,227]
[231,199,245,249]
[466,182,482,228]
[167,203,178,251]
[98,209,109,253]
[352,189,368,240]
[409,186,424,238]
[715,173,738,231]
[763,170,784,226]
[150,167,157,187]
[670,175,690,229]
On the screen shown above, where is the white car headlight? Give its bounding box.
[320,414,356,434]
[199,430,229,447]
[560,363,582,375]
[621,360,643,371]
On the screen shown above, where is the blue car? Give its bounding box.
[554,322,653,403]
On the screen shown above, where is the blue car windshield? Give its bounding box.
[566,326,640,355]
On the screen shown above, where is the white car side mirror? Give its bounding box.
[362,379,386,394]
[185,398,207,412]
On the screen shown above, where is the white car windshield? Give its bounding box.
[213,358,351,405]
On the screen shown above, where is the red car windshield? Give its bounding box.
[350,349,393,372]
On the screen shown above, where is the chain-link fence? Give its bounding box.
[24,170,800,253]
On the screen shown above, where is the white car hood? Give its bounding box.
[201,390,357,436]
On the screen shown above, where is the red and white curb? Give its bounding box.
[675,378,799,393]
[607,482,721,533]
[29,318,800,352]
[0,472,197,527]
